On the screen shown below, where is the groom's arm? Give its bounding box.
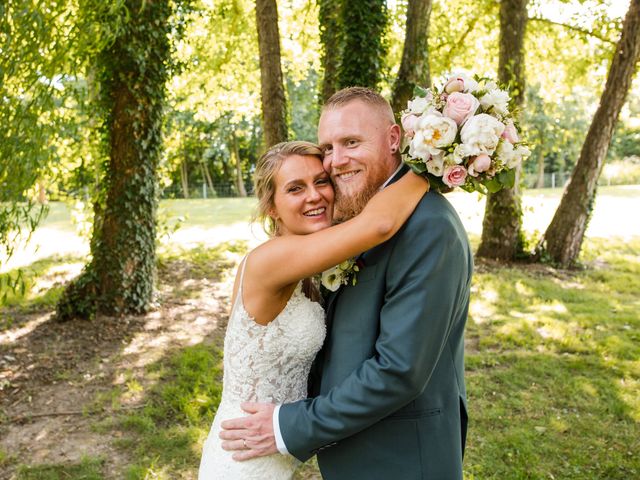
[278,206,471,461]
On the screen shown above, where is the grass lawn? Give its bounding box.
[2,237,637,479]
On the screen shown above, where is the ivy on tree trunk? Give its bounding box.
[338,0,388,89]
[255,0,288,147]
[391,0,433,116]
[539,0,640,266]
[476,0,528,261]
[56,0,172,320]
[319,0,342,102]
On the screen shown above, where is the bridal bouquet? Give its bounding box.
[401,72,530,193]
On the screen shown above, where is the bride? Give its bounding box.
[198,140,428,479]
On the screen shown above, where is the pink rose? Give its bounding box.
[502,120,519,143]
[401,112,420,138]
[443,92,480,126]
[444,77,465,94]
[443,164,468,188]
[467,154,491,177]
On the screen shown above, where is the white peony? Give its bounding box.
[447,72,479,93]
[460,113,505,155]
[407,95,433,114]
[408,132,432,161]
[410,113,458,157]
[480,88,510,115]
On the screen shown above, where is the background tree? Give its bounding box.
[539,0,640,266]
[338,0,388,89]
[56,0,176,320]
[255,0,288,146]
[390,0,433,116]
[318,0,342,102]
[476,0,529,261]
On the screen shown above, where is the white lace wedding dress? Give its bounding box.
[199,257,326,479]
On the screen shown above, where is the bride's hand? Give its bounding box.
[220,402,278,461]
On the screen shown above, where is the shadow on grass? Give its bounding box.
[0,241,248,479]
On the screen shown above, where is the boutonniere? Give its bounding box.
[320,258,365,292]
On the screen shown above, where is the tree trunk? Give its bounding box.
[540,0,640,266]
[535,144,545,188]
[255,0,288,147]
[201,161,215,194]
[319,0,342,103]
[180,159,189,198]
[231,132,247,197]
[391,0,433,116]
[55,0,171,320]
[476,0,528,261]
[338,0,387,89]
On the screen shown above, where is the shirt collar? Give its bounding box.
[380,163,404,190]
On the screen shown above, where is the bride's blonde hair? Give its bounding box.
[253,141,325,237]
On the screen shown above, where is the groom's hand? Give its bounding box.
[219,402,277,461]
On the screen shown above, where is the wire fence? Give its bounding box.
[159,182,254,199]
[157,165,640,199]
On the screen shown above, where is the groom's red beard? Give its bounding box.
[332,181,380,223]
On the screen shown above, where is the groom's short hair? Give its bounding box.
[323,87,396,124]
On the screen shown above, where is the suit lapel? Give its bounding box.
[324,287,342,335]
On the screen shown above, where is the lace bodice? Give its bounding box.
[221,260,326,405]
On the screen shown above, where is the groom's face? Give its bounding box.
[318,100,400,221]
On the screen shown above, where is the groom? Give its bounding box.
[221,87,472,479]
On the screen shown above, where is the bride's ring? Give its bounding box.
[242,439,248,449]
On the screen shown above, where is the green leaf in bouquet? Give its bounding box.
[469,176,488,195]
[498,168,516,189]
[413,85,430,98]
[428,174,450,193]
[460,182,475,193]
[485,177,503,193]
[405,159,427,174]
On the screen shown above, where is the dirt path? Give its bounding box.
[0,252,239,479]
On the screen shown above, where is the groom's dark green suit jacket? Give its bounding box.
[279,166,473,479]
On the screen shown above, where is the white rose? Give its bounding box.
[461,113,505,155]
[480,89,510,115]
[452,143,480,164]
[509,145,530,168]
[495,141,529,168]
[415,113,458,153]
[426,151,445,176]
[407,95,433,114]
[321,267,342,292]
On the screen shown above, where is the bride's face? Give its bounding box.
[272,154,334,236]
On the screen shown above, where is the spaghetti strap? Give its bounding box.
[238,253,249,288]
[228,254,250,322]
